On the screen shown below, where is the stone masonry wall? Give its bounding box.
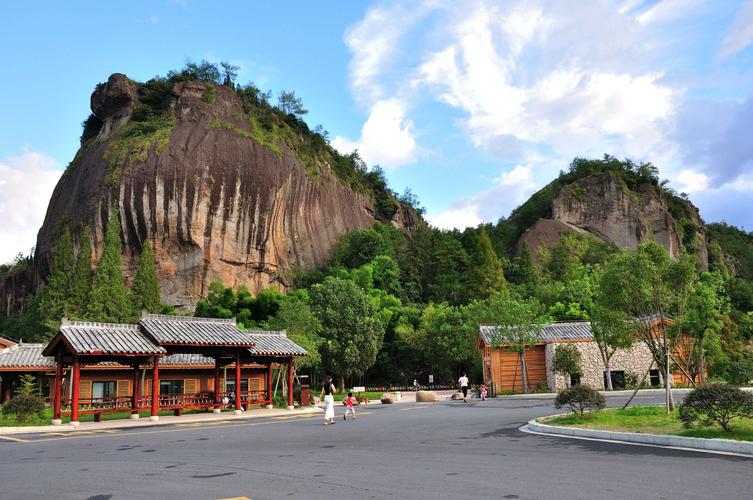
[545,341,657,391]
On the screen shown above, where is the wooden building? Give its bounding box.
[0,314,307,425]
[478,320,693,392]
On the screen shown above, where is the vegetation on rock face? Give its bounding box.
[86,213,134,323]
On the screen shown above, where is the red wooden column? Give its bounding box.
[213,359,222,413]
[52,352,63,424]
[234,350,242,414]
[286,359,294,409]
[131,363,140,419]
[265,363,273,408]
[150,356,160,421]
[70,357,81,427]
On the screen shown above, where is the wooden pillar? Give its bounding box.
[52,352,63,424]
[150,356,160,421]
[213,359,222,413]
[266,363,273,408]
[131,363,140,418]
[70,357,81,426]
[287,359,294,409]
[234,350,242,413]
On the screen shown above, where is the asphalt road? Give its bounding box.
[1,392,752,500]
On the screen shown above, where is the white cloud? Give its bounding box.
[428,164,536,229]
[636,0,705,24]
[149,15,160,24]
[0,151,62,263]
[331,98,416,168]
[719,0,753,59]
[676,169,710,193]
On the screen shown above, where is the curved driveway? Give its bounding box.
[0,391,751,499]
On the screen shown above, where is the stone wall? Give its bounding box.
[545,341,657,391]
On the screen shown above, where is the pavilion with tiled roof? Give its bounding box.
[11,314,308,426]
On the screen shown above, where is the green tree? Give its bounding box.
[68,229,93,319]
[600,243,697,411]
[589,302,633,390]
[309,277,385,392]
[277,90,307,117]
[683,271,729,383]
[36,225,74,334]
[552,344,582,387]
[413,303,475,383]
[130,241,162,314]
[261,290,323,370]
[86,213,133,323]
[469,293,542,394]
[464,228,507,301]
[220,61,239,86]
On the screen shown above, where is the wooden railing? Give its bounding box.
[62,390,272,415]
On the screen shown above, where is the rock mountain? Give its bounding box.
[29,73,419,310]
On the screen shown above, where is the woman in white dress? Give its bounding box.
[320,375,336,425]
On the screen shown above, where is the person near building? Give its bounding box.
[320,375,336,425]
[458,373,470,401]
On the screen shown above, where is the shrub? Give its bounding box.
[678,382,753,432]
[554,385,605,416]
[3,394,45,422]
[552,344,582,385]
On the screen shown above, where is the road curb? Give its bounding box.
[0,406,323,435]
[527,415,753,457]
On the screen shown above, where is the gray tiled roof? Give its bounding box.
[59,320,166,355]
[245,331,307,356]
[162,353,215,365]
[139,314,253,346]
[0,343,53,368]
[479,322,594,345]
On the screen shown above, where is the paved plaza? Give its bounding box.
[1,391,752,500]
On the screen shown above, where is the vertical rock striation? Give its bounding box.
[31,74,418,310]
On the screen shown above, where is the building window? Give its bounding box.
[570,374,581,386]
[603,371,626,389]
[225,379,249,393]
[160,380,184,395]
[649,369,661,387]
[92,381,116,400]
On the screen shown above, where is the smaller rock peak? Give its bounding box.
[91,73,137,120]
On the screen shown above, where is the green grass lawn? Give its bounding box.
[0,407,238,427]
[331,391,384,402]
[545,406,753,441]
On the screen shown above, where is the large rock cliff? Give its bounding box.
[30,73,419,310]
[515,172,709,268]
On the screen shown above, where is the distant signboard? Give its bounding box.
[352,386,366,393]
[428,375,434,383]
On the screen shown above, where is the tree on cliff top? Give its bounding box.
[130,241,161,314]
[86,213,133,323]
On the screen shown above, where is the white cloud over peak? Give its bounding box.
[331,98,417,168]
[342,0,753,229]
[0,150,61,263]
[428,164,536,230]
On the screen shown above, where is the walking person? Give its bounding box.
[413,379,420,392]
[343,391,357,420]
[458,373,470,402]
[320,375,336,425]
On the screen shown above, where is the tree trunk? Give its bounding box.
[665,365,673,413]
[520,351,529,394]
[339,373,345,394]
[605,359,613,391]
[698,335,707,384]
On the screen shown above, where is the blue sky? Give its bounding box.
[1,0,753,263]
